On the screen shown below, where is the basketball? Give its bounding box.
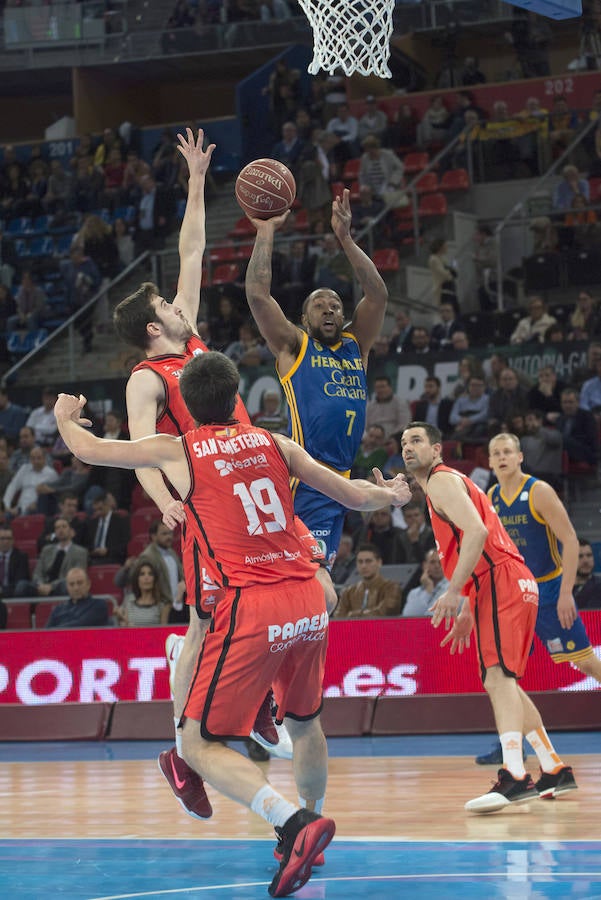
[235,158,296,220]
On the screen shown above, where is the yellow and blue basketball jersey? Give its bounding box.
[279,330,367,563]
[279,330,367,472]
[489,475,562,584]
[489,475,592,663]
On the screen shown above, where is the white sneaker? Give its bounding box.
[165,633,184,698]
[250,721,294,760]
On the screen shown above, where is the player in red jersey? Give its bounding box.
[112,129,315,818]
[395,422,574,814]
[53,351,411,898]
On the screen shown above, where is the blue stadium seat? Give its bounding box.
[7,217,32,238]
[32,215,50,234]
[28,236,55,258]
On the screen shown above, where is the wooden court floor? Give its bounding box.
[1,736,600,898]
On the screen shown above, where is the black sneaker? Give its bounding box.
[245,738,270,762]
[475,739,528,765]
[268,808,335,897]
[536,766,578,799]
[465,768,538,813]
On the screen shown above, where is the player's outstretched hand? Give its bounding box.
[54,393,93,428]
[246,210,290,231]
[440,611,472,655]
[162,497,186,529]
[176,127,215,177]
[372,467,411,507]
[331,188,352,242]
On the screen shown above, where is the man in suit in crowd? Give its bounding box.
[84,491,130,565]
[14,516,88,598]
[556,387,599,467]
[37,490,86,553]
[45,567,109,628]
[0,524,30,627]
[413,375,453,437]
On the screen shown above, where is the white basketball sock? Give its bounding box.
[500,731,526,779]
[251,784,298,828]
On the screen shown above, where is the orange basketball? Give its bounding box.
[235,158,296,220]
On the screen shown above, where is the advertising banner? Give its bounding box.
[1,612,599,705]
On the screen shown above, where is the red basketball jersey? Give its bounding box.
[132,334,250,436]
[181,422,317,587]
[426,463,524,594]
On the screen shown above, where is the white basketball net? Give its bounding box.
[298,0,395,78]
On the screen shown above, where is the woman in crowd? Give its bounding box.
[114,558,172,627]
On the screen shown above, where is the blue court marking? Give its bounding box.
[0,731,600,763]
[1,840,600,899]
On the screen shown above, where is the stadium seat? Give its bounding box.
[211,263,240,286]
[403,152,429,174]
[372,248,400,272]
[5,601,33,629]
[330,181,345,199]
[588,177,601,202]
[294,208,309,231]
[566,248,601,286]
[417,193,448,218]
[12,514,45,543]
[127,532,148,558]
[591,541,601,573]
[130,507,158,538]
[414,172,438,194]
[228,217,256,239]
[6,217,32,238]
[88,564,121,597]
[233,243,253,262]
[342,158,361,182]
[439,168,470,192]
[209,242,236,264]
[349,180,361,202]
[31,215,50,234]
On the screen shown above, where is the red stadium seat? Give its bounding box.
[439,168,470,192]
[417,193,448,218]
[294,208,309,231]
[5,601,32,629]
[11,514,45,543]
[127,532,148,558]
[331,181,345,199]
[228,216,255,239]
[18,539,39,560]
[88,564,121,598]
[209,241,236,264]
[403,152,429,174]
[588,176,601,201]
[372,248,400,273]
[342,158,361,182]
[415,172,439,194]
[211,263,240,286]
[130,507,158,538]
[349,179,361,202]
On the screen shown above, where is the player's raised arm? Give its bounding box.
[54,393,191,499]
[244,212,301,357]
[124,368,186,527]
[331,189,388,363]
[173,128,215,326]
[275,434,411,510]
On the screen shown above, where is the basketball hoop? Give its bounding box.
[298,0,395,78]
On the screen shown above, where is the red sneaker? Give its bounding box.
[250,692,293,760]
[268,809,335,897]
[158,747,213,819]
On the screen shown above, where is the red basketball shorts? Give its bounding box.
[469,559,538,681]
[183,577,328,740]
